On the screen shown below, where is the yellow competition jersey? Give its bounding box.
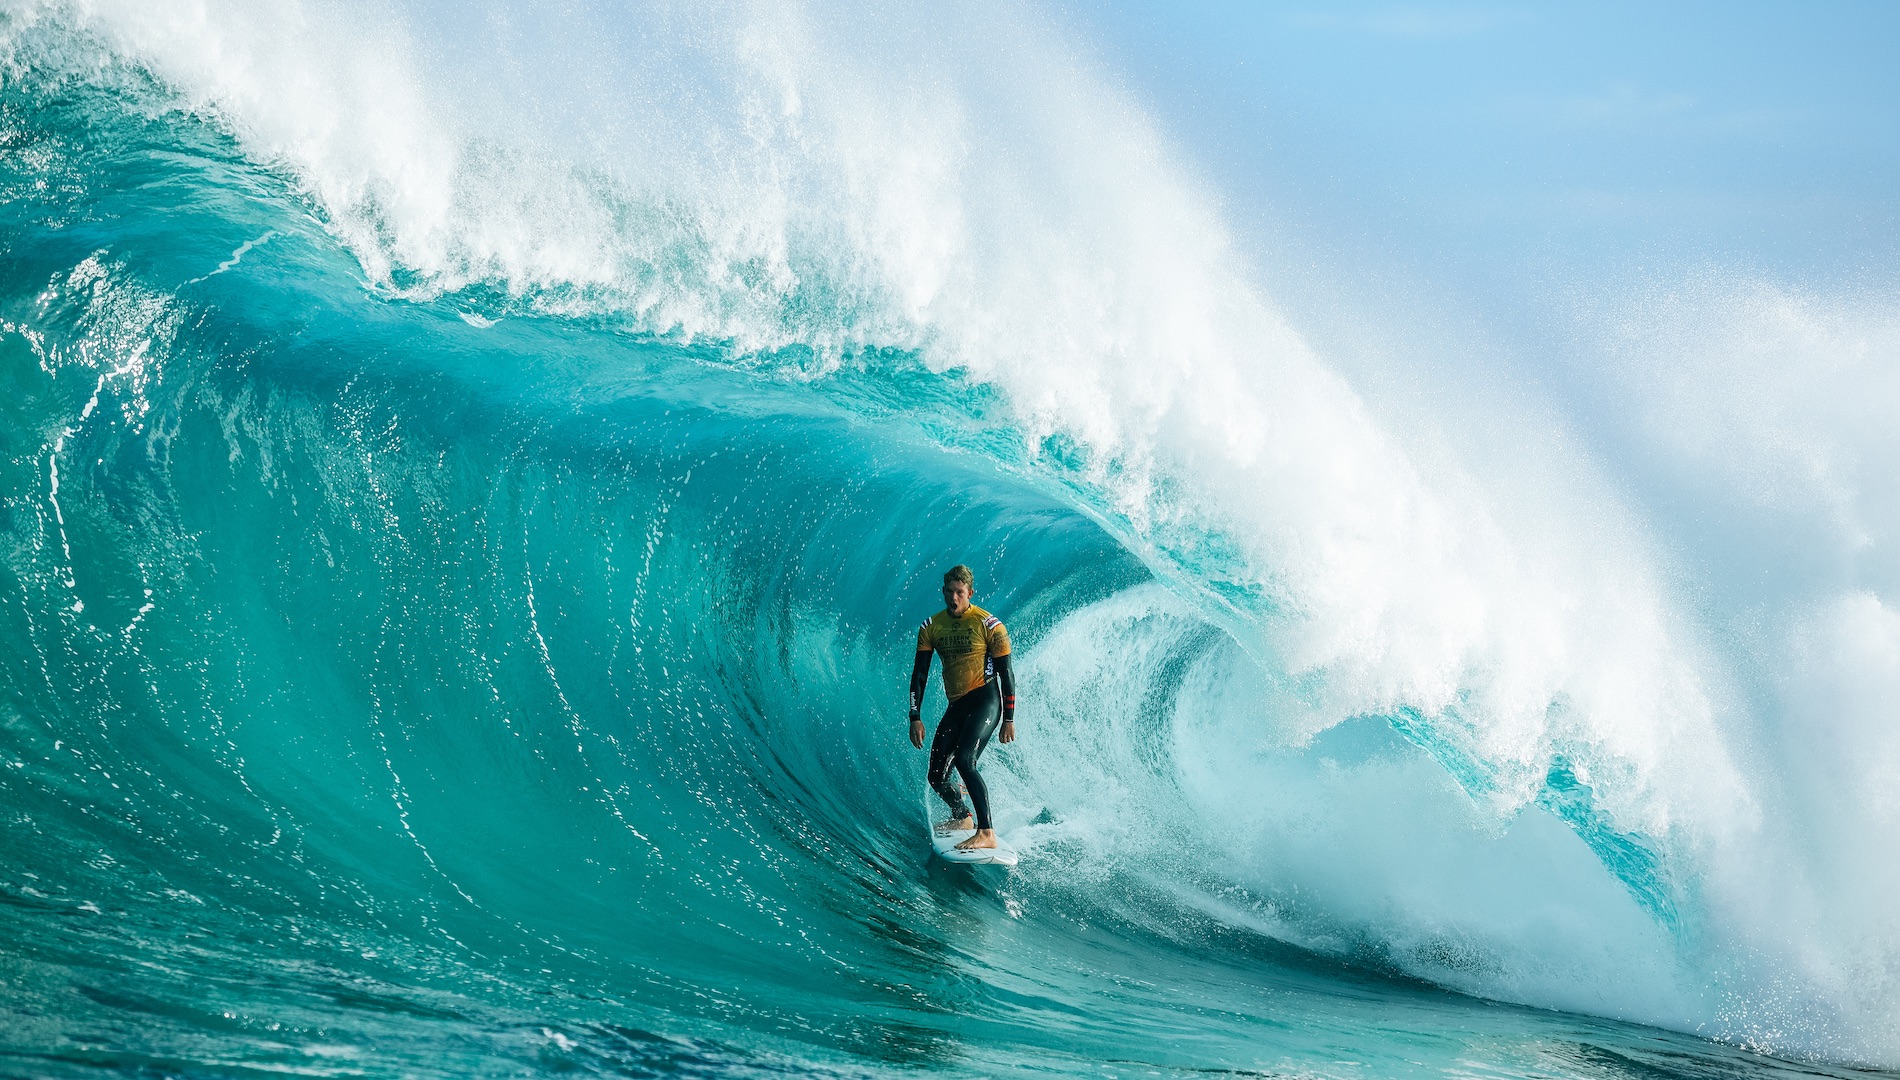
[917,605,1012,702]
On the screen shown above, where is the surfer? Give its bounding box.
[910,564,1016,852]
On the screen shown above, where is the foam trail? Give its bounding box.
[182,230,275,284]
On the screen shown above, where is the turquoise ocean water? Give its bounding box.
[3,4,1897,1077]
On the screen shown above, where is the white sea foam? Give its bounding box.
[10,0,1899,1062]
[1582,279,1900,1056]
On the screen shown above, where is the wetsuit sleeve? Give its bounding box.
[908,647,932,722]
[992,653,1015,723]
[983,617,1014,722]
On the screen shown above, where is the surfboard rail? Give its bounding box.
[931,828,1019,866]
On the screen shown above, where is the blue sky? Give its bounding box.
[1064,2,1900,297]
[1051,2,1900,616]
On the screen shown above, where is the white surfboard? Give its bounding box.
[931,826,1019,866]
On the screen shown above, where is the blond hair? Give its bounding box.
[943,564,975,589]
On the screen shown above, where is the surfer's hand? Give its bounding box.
[999,720,1015,744]
[909,718,924,748]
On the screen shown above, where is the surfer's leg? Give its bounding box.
[927,709,973,823]
[972,676,1003,759]
[950,682,1002,832]
[952,748,990,831]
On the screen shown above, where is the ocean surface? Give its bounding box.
[3,3,1898,1077]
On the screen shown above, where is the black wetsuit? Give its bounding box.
[910,642,1015,831]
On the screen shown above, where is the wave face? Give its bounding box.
[1,2,1896,1076]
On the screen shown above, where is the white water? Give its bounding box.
[9,0,1899,1063]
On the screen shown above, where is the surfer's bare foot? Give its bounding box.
[936,815,975,834]
[954,828,997,851]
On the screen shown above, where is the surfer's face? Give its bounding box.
[942,581,972,616]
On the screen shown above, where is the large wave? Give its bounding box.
[2,0,1897,1074]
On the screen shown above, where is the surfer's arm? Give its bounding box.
[908,649,933,722]
[993,652,1016,743]
[983,615,1017,743]
[909,648,933,749]
[992,653,1015,721]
